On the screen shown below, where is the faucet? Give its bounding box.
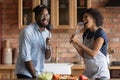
[55,56,59,63]
[55,46,59,63]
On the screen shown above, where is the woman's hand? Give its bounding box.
[70,33,75,43]
[70,34,79,44]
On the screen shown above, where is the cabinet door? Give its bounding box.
[77,0,91,23]
[51,0,76,29]
[110,70,120,78]
[71,69,84,77]
[18,0,91,29]
[18,0,40,29]
[0,70,11,79]
[51,0,91,29]
[11,70,17,79]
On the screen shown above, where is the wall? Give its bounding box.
[0,3,2,64]
[0,0,120,64]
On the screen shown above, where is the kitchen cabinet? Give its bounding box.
[72,64,120,78]
[110,67,120,78]
[18,0,41,29]
[0,70,10,79]
[0,64,16,79]
[0,64,120,79]
[110,70,120,78]
[18,0,91,29]
[71,64,85,77]
[50,0,91,29]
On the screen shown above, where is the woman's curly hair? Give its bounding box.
[80,8,104,27]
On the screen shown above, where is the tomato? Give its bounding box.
[79,75,88,80]
[52,74,60,80]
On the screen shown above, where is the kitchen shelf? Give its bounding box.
[18,0,40,29]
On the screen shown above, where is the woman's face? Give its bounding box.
[36,8,50,27]
[82,13,96,30]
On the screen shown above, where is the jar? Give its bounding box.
[2,40,12,64]
[12,48,18,64]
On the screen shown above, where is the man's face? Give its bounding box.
[36,9,50,27]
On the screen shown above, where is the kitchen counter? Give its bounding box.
[71,64,120,79]
[0,64,16,79]
[0,64,15,69]
[0,64,120,79]
[1,64,120,70]
[110,78,120,80]
[71,64,120,69]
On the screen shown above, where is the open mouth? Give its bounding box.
[84,20,88,25]
[84,21,88,25]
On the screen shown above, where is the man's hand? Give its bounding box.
[24,61,36,79]
[32,75,36,79]
[46,37,52,46]
[45,37,52,59]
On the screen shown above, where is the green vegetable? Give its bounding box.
[38,72,53,80]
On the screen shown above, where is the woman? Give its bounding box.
[70,8,110,79]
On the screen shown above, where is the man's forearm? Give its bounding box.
[24,60,36,78]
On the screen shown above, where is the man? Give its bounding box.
[15,5,52,79]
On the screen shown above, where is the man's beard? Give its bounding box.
[37,22,48,28]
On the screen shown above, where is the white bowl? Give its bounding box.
[44,63,73,75]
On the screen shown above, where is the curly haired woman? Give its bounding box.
[70,8,110,79]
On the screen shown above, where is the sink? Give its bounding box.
[44,63,73,75]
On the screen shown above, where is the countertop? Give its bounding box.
[110,78,120,80]
[0,64,15,69]
[71,64,120,70]
[0,64,120,80]
[0,64,120,70]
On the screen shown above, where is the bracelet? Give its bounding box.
[46,45,50,49]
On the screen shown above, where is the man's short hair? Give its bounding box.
[33,5,48,16]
